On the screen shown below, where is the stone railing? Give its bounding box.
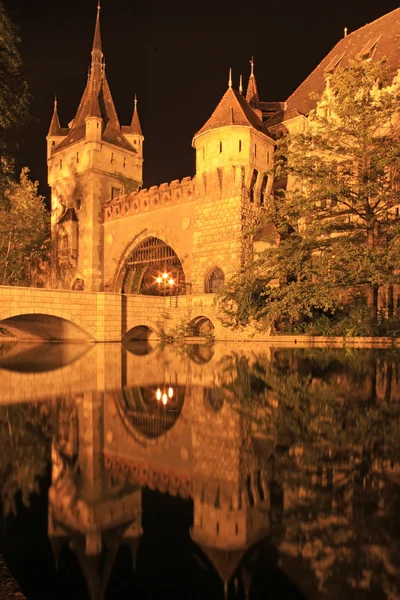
[104,176,196,221]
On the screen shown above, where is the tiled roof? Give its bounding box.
[197,545,245,584]
[57,207,78,224]
[48,99,61,136]
[52,5,134,154]
[194,87,268,138]
[130,102,143,136]
[246,74,259,108]
[266,7,400,128]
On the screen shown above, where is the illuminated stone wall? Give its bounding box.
[191,126,274,294]
[48,134,142,292]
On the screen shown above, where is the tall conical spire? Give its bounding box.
[246,57,259,109]
[130,94,143,135]
[91,2,103,77]
[48,96,61,136]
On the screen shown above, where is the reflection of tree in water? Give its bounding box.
[0,402,51,517]
[220,349,400,599]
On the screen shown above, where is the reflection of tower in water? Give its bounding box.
[190,385,271,597]
[48,392,142,599]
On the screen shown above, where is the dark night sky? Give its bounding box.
[4,0,400,198]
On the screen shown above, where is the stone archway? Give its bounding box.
[120,237,186,296]
[113,228,191,295]
[189,316,215,336]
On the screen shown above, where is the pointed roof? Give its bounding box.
[53,3,134,154]
[57,207,78,225]
[194,87,267,139]
[246,58,259,108]
[48,97,62,136]
[92,3,102,57]
[198,545,245,584]
[266,7,400,128]
[130,95,143,135]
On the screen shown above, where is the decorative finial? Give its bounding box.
[54,95,57,108]
[134,94,137,107]
[239,74,243,94]
[228,68,232,89]
[344,26,348,37]
[97,0,101,10]
[250,56,254,77]
[102,57,106,72]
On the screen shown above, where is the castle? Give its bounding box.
[47,6,400,298]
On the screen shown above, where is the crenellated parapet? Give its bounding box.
[104,176,196,221]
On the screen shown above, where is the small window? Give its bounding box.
[123,157,127,168]
[249,169,258,203]
[206,266,225,293]
[239,140,242,152]
[216,522,219,535]
[254,143,257,157]
[96,122,99,129]
[59,159,63,170]
[76,199,81,211]
[219,142,222,153]
[138,139,141,146]
[202,146,205,159]
[61,234,68,249]
[76,152,79,163]
[111,153,114,164]
[134,139,137,144]
[260,174,268,206]
[267,150,270,164]
[111,187,121,200]
[52,140,55,146]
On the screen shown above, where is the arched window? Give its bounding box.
[206,267,224,293]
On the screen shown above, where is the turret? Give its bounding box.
[123,95,144,160]
[46,97,67,158]
[47,1,144,291]
[190,70,275,294]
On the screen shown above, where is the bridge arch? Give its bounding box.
[124,319,160,341]
[0,307,95,341]
[112,227,191,294]
[189,315,215,337]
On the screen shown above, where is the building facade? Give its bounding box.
[47,6,400,299]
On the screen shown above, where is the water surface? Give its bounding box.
[0,341,399,599]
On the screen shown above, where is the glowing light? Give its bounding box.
[162,272,168,279]
[168,386,174,398]
[168,278,174,286]
[156,276,162,284]
[162,393,168,405]
[156,388,162,401]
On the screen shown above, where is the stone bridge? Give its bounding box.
[0,284,241,342]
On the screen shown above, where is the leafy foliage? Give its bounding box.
[220,58,400,331]
[220,347,400,597]
[0,1,29,178]
[0,168,50,286]
[0,402,51,517]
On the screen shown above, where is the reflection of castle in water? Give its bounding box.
[6,341,399,598]
[48,369,275,599]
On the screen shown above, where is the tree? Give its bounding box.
[0,0,29,180]
[0,168,50,286]
[220,58,400,331]
[220,348,400,598]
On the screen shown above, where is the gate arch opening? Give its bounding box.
[117,385,185,440]
[189,316,215,337]
[121,237,186,296]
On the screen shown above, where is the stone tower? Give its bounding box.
[191,69,274,294]
[47,5,143,291]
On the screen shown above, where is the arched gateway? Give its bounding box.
[121,237,186,296]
